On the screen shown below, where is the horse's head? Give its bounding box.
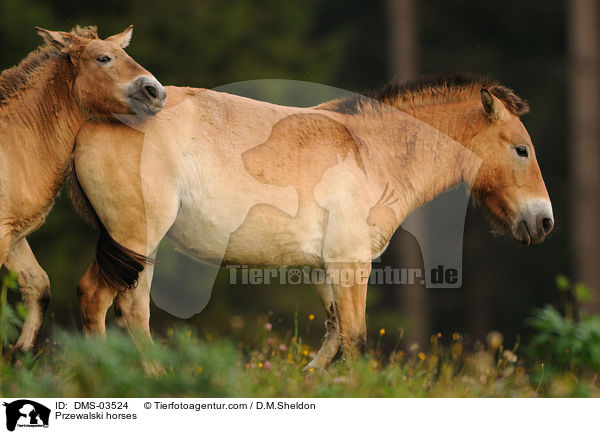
[35,26,166,117]
[468,88,553,245]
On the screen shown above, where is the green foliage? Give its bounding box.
[555,274,595,306]
[1,326,597,398]
[0,271,25,353]
[2,328,241,397]
[527,305,600,373]
[555,274,569,291]
[525,277,600,396]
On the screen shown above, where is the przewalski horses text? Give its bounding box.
[71,75,553,369]
[0,25,166,351]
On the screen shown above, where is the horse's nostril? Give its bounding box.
[128,77,165,114]
[144,85,158,100]
[541,217,554,234]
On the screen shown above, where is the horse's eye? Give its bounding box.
[515,146,528,158]
[96,55,111,63]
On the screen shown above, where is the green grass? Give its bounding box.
[0,326,597,398]
[1,271,598,397]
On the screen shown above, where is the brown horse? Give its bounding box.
[71,75,553,369]
[0,25,166,351]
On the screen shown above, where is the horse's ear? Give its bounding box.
[480,88,508,122]
[106,25,133,48]
[35,27,76,51]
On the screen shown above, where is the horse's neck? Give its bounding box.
[345,104,483,222]
[0,58,84,187]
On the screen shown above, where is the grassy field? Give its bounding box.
[0,272,598,398]
[0,325,597,398]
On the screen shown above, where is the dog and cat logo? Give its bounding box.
[2,400,50,431]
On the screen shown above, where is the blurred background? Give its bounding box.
[0,0,598,351]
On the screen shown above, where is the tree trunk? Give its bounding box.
[387,0,431,347]
[568,0,600,313]
[388,0,417,79]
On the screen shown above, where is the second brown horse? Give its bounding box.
[0,25,165,351]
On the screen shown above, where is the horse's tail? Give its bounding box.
[66,162,153,290]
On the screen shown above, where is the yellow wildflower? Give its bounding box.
[486,331,503,350]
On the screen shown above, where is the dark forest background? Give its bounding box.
[0,0,597,351]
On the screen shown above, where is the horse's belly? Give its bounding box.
[224,203,328,267]
[166,151,394,268]
[168,200,328,268]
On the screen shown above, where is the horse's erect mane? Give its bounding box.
[0,26,99,104]
[317,73,529,116]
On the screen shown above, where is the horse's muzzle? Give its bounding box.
[125,76,167,116]
[512,199,554,245]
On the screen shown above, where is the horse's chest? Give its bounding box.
[11,198,55,238]
[5,162,63,238]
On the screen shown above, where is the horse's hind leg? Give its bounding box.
[78,261,118,335]
[113,261,155,340]
[4,238,50,351]
[304,280,340,371]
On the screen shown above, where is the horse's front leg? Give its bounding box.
[4,238,50,351]
[326,261,370,359]
[304,280,340,371]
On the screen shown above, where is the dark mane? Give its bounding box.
[317,73,529,116]
[0,26,99,104]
